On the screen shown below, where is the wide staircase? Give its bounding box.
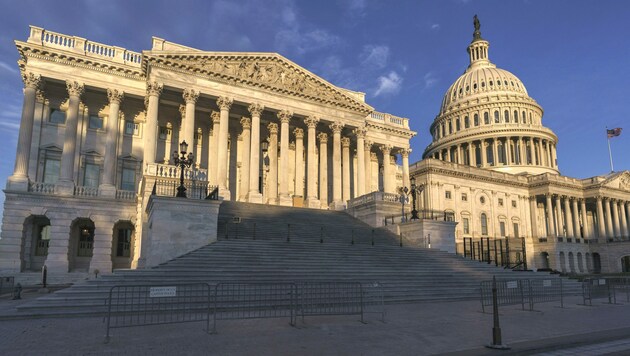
[11,201,582,318]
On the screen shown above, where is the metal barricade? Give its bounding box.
[582,278,613,306]
[362,281,386,322]
[609,277,630,302]
[528,278,563,309]
[105,283,212,342]
[0,276,15,295]
[212,282,297,333]
[297,281,364,323]
[480,279,528,313]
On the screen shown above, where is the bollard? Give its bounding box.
[12,283,22,300]
[371,229,375,246]
[399,233,403,247]
[486,276,510,350]
[42,265,48,288]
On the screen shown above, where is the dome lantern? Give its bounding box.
[467,15,490,68]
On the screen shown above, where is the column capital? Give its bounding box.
[146,81,163,97]
[66,80,84,97]
[380,144,392,154]
[304,116,320,128]
[179,105,186,119]
[341,137,350,148]
[277,110,293,123]
[183,88,199,104]
[329,121,344,134]
[267,122,278,135]
[107,88,124,104]
[353,127,367,138]
[240,117,251,129]
[317,132,328,143]
[529,195,537,201]
[400,148,412,157]
[248,102,264,116]
[22,72,41,90]
[211,111,221,124]
[293,127,304,139]
[216,96,233,111]
[364,140,373,150]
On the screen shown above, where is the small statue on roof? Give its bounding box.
[473,14,482,40]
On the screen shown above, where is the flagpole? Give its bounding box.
[607,134,614,173]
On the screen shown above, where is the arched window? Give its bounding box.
[465,116,470,128]
[441,123,445,137]
[448,120,453,134]
[456,119,461,131]
[483,112,489,125]
[489,80,493,86]
[494,111,500,123]
[514,110,518,122]
[481,213,488,235]
[504,110,509,122]
[529,112,532,124]
[522,111,526,124]
[497,141,505,164]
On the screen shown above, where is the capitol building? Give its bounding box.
[1,20,629,279]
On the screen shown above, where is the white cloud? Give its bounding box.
[424,71,438,89]
[346,0,367,16]
[0,120,20,132]
[373,71,403,97]
[0,61,17,73]
[359,45,389,69]
[431,24,440,30]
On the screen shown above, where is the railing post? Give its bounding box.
[399,232,403,247]
[486,276,510,350]
[351,230,355,245]
[371,229,375,246]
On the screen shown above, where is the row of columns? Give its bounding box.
[432,136,557,169]
[538,194,630,241]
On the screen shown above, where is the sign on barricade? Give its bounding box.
[528,278,563,309]
[297,281,364,323]
[105,283,212,343]
[212,282,297,333]
[582,278,613,306]
[362,281,386,322]
[480,279,528,313]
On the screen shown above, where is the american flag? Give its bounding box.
[607,128,622,138]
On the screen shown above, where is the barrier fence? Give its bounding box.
[582,278,614,305]
[480,279,528,313]
[297,281,364,323]
[362,281,386,322]
[529,278,564,309]
[607,277,630,302]
[0,276,15,295]
[105,283,212,342]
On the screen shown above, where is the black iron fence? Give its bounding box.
[152,179,218,200]
[458,237,527,270]
[582,278,615,305]
[480,278,565,312]
[383,209,455,225]
[296,281,364,323]
[0,276,14,295]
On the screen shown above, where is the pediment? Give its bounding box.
[144,50,373,114]
[601,171,630,191]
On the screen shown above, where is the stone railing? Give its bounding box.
[146,163,209,181]
[74,185,99,197]
[367,111,409,129]
[28,181,56,194]
[347,191,401,208]
[27,26,142,67]
[116,190,136,200]
[28,181,136,201]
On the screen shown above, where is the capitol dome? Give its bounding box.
[423,17,559,176]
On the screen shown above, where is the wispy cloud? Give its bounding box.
[374,71,403,97]
[0,61,17,73]
[274,3,342,56]
[423,71,438,89]
[345,0,367,17]
[0,120,20,132]
[431,24,440,31]
[359,45,390,69]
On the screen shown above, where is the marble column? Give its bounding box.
[401,148,411,189]
[341,137,351,204]
[492,138,498,166]
[529,196,538,238]
[364,140,372,193]
[247,103,264,203]
[330,121,344,209]
[580,199,589,239]
[529,138,536,165]
[143,81,162,170]
[216,96,233,200]
[604,198,614,239]
[554,195,563,236]
[571,198,580,239]
[182,89,199,148]
[99,88,124,196]
[318,132,329,207]
[354,128,366,197]
[468,142,474,166]
[209,111,220,186]
[551,144,557,168]
[620,201,629,239]
[519,137,526,165]
[546,194,556,236]
[596,196,606,240]
[277,110,293,206]
[481,141,488,167]
[563,197,574,237]
[163,122,173,163]
[267,122,279,204]
[239,117,251,201]
[294,128,305,199]
[611,199,620,239]
[304,116,320,208]
[57,81,84,195]
[380,145,393,193]
[8,72,40,190]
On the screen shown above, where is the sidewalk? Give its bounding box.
[0,292,629,355]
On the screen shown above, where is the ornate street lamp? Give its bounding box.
[173,140,194,198]
[410,176,419,220]
[398,186,409,222]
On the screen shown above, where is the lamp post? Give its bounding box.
[173,140,194,198]
[398,186,409,222]
[410,177,421,220]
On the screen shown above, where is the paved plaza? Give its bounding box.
[1,288,630,355]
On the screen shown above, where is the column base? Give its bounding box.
[98,184,117,198]
[278,195,293,207]
[218,187,231,201]
[329,200,346,211]
[56,180,75,196]
[247,192,263,204]
[304,198,321,209]
[5,175,29,191]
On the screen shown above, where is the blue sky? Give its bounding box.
[0,0,629,214]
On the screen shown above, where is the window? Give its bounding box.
[497,142,505,164]
[448,121,452,134]
[445,191,452,199]
[465,116,470,128]
[512,200,517,208]
[522,111,526,124]
[49,109,66,124]
[514,110,519,122]
[499,221,506,237]
[494,111,500,123]
[88,115,103,130]
[83,163,100,188]
[125,121,139,136]
[77,227,94,257]
[116,228,132,257]
[456,119,460,131]
[481,213,488,235]
[504,110,509,122]
[513,223,520,238]
[43,158,60,184]
[159,127,169,140]
[480,196,486,204]
[35,225,51,256]
[473,114,478,126]
[121,168,136,192]
[484,112,489,125]
[441,123,445,137]
[463,218,470,234]
[461,193,468,201]
[489,80,493,86]
[498,198,504,206]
